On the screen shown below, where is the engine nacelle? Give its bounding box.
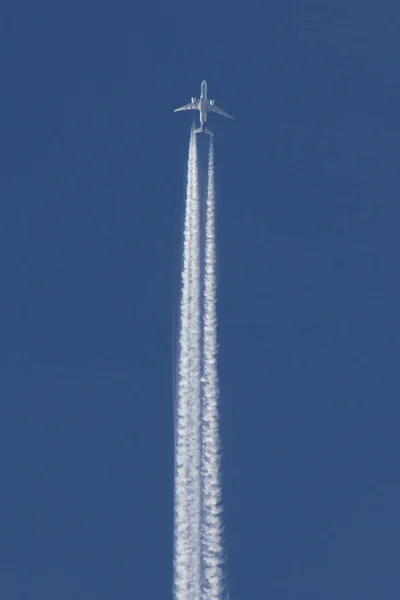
[210,99,215,105]
[191,97,196,103]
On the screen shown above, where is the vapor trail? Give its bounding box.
[173,131,195,600]
[187,131,202,600]
[173,130,201,600]
[201,139,225,600]
[174,132,227,600]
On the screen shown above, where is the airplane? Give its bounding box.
[174,79,234,136]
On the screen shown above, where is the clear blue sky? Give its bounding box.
[1,1,399,598]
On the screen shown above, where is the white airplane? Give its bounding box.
[174,79,234,136]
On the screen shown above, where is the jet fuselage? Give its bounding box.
[199,79,208,128]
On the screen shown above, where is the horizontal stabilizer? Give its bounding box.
[194,127,213,136]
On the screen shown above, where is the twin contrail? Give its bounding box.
[173,131,226,600]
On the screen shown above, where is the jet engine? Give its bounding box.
[210,99,215,105]
[191,97,196,103]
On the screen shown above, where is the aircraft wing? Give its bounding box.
[209,104,235,120]
[174,100,199,112]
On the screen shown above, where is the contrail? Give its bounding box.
[173,131,195,600]
[187,131,202,600]
[201,139,226,600]
[174,133,227,600]
[173,130,201,600]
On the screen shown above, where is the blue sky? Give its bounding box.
[1,1,400,598]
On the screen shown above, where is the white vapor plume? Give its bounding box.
[187,131,202,600]
[173,130,201,600]
[201,139,225,600]
[174,133,227,600]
